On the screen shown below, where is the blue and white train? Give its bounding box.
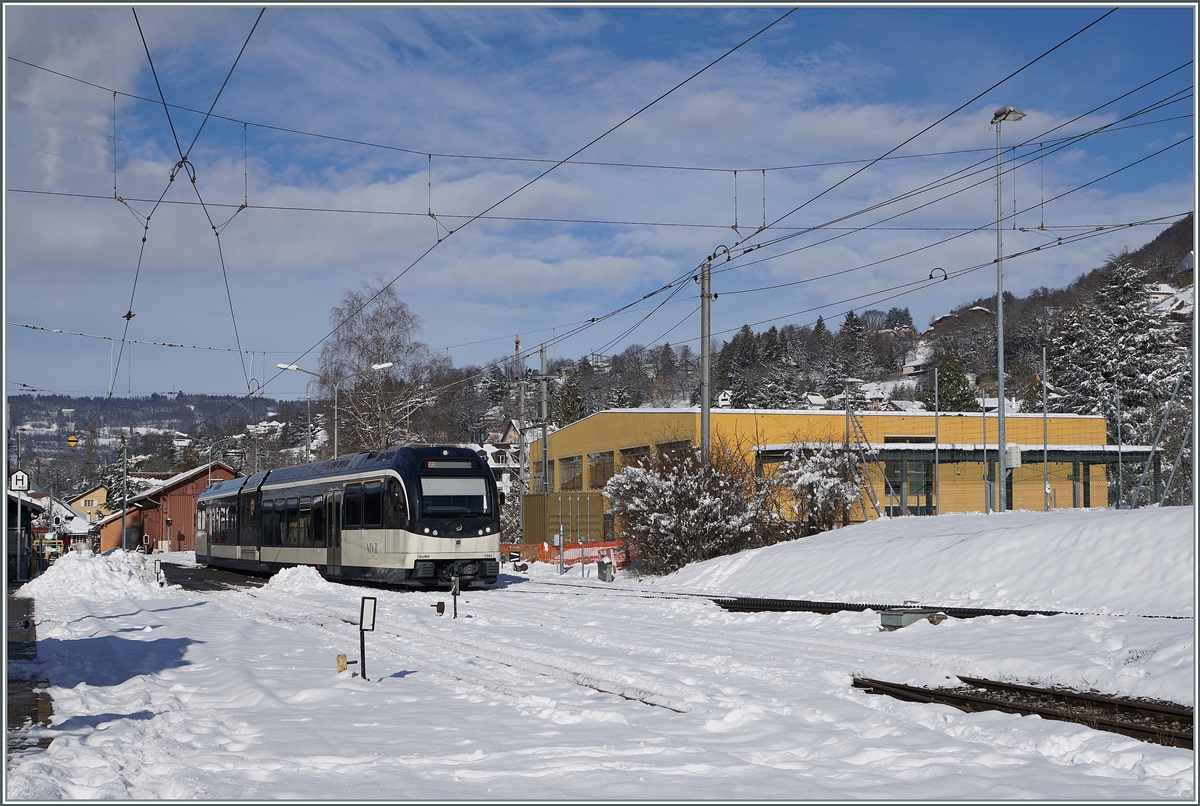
[196,445,503,588]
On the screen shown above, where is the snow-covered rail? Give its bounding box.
[216,587,704,713]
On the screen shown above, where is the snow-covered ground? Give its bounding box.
[6,508,1194,800]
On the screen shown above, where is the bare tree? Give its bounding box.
[318,278,448,454]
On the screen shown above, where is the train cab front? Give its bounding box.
[410,449,503,588]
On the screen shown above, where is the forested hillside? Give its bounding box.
[8,216,1191,503]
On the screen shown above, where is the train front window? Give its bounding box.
[419,477,490,517]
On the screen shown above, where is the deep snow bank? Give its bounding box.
[14,549,173,602]
[656,507,1194,615]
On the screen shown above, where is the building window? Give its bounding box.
[83,499,96,508]
[532,459,554,491]
[587,451,614,489]
[559,456,583,491]
[620,445,650,467]
[656,440,691,456]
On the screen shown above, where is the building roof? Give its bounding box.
[69,484,107,503]
[48,499,92,536]
[754,441,1153,457]
[7,489,47,512]
[127,461,238,507]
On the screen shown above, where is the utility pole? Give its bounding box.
[15,426,24,582]
[700,259,712,465]
[1115,391,1123,508]
[515,336,525,494]
[1042,347,1049,511]
[933,367,939,516]
[540,344,549,494]
[121,430,129,551]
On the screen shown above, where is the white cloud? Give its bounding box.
[5,6,1193,397]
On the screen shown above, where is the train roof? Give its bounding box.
[198,444,491,501]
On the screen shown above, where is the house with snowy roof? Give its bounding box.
[96,461,238,552]
[1143,282,1178,305]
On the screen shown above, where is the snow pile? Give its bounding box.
[656,507,1194,616]
[265,564,336,593]
[14,549,172,602]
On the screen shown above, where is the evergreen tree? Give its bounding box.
[921,352,980,412]
[553,372,589,426]
[753,365,806,409]
[836,311,870,380]
[885,307,914,329]
[607,384,638,409]
[603,444,766,575]
[98,444,157,513]
[173,441,203,474]
[1047,255,1179,446]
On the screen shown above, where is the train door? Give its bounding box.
[326,489,341,576]
[237,494,260,572]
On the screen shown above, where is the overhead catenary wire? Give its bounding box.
[711,79,1192,273]
[711,133,1192,299]
[128,9,799,437]
[78,8,264,431]
[7,49,1187,179]
[131,9,264,393]
[14,7,1185,434]
[701,84,1194,287]
[520,26,1188,375]
[18,60,1180,393]
[694,8,1121,268]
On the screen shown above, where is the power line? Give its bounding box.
[6,322,270,352]
[10,51,1185,178]
[78,9,265,432]
[683,8,1122,275]
[704,85,1193,285]
[152,9,800,437]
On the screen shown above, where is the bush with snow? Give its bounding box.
[604,444,766,575]
[769,445,864,535]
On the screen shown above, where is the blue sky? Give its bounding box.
[4,4,1195,403]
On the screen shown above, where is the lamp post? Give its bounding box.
[991,104,1024,512]
[278,362,393,457]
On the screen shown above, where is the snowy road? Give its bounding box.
[7,507,1194,800]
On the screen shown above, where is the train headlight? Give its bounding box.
[477,530,483,536]
[485,526,491,533]
[432,530,438,536]
[424,527,430,534]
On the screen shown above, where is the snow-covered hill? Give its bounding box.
[652,506,1194,617]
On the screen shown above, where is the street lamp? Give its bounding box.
[991,104,1024,512]
[277,362,394,457]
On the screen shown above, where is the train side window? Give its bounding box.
[386,479,408,528]
[262,499,277,546]
[363,480,383,527]
[329,491,341,548]
[344,483,362,528]
[299,497,313,547]
[312,496,325,547]
[285,498,300,546]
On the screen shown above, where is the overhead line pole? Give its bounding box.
[700,259,712,464]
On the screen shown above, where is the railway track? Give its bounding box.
[163,563,1193,744]
[526,578,1192,621]
[853,675,1193,749]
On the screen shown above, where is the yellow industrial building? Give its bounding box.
[522,407,1156,545]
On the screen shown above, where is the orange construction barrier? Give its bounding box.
[500,541,634,568]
